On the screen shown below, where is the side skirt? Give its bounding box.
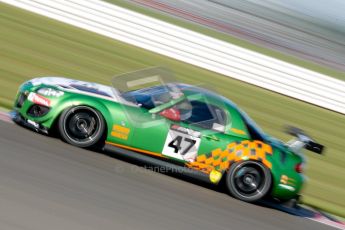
[104,144,212,184]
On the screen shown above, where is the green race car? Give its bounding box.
[11,69,323,204]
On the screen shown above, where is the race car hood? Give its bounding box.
[28,77,119,101]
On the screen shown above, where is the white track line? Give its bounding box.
[0,111,12,123]
[308,215,345,230]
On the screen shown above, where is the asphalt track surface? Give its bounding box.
[130,0,345,71]
[0,119,338,230]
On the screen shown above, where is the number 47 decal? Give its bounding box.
[162,127,201,161]
[168,136,196,155]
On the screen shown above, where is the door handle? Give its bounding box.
[203,135,220,141]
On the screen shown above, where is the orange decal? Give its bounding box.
[211,148,221,157]
[187,140,273,174]
[111,131,128,140]
[230,128,246,135]
[105,141,166,159]
[111,125,130,140]
[113,125,130,134]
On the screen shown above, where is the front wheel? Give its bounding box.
[226,161,271,202]
[58,106,105,148]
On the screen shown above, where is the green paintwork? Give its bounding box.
[13,77,305,201]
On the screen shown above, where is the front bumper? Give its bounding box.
[13,86,56,130]
[10,110,49,134]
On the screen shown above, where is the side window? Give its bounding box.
[183,100,227,132]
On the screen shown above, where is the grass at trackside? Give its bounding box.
[0,107,9,112]
[0,3,344,217]
[105,0,345,81]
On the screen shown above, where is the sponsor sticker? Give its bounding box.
[170,124,201,138]
[280,175,296,186]
[230,128,246,135]
[27,119,39,129]
[27,92,51,107]
[278,184,296,192]
[111,124,130,140]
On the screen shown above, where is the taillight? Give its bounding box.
[295,163,303,173]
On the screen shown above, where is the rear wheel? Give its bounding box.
[226,161,271,202]
[58,106,105,148]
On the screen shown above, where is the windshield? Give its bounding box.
[122,83,266,138]
[121,84,227,131]
[113,67,267,138]
[121,85,180,110]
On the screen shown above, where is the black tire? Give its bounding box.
[226,161,271,203]
[58,106,105,148]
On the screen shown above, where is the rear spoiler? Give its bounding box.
[285,126,324,154]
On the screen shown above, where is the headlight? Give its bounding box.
[37,88,64,97]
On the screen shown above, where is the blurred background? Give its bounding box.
[0,0,344,222]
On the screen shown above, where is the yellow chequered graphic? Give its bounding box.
[187,140,273,174]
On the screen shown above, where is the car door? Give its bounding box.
[148,100,236,163]
[143,99,230,162]
[169,99,251,162]
[112,84,178,154]
[128,107,173,154]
